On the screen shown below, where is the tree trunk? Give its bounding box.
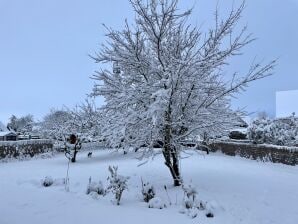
[171,149,181,186]
[163,145,181,186]
[163,110,181,186]
[71,146,78,163]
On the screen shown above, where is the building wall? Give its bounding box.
[0,134,17,141]
[4,135,17,141]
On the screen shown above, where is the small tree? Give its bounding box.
[65,134,82,163]
[92,0,276,186]
[41,99,101,162]
[106,166,129,205]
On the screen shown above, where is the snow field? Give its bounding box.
[0,149,297,224]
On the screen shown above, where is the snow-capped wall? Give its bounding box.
[0,139,53,159]
[209,141,298,166]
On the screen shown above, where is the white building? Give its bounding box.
[276,90,298,118]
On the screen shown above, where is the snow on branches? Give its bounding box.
[91,0,276,186]
[248,115,298,146]
[106,166,129,205]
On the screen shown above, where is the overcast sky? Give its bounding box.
[0,0,298,123]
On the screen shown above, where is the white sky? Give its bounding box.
[0,0,298,123]
[276,90,298,117]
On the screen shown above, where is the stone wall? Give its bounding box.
[208,141,298,166]
[0,140,53,159]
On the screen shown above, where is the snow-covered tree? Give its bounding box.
[0,121,8,132]
[7,114,34,134]
[41,109,80,161]
[41,99,101,141]
[41,109,73,141]
[248,115,298,146]
[41,99,102,162]
[91,0,276,186]
[70,99,103,142]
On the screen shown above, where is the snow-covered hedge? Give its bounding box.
[0,139,53,160]
[208,141,298,166]
[248,116,298,146]
[0,139,52,147]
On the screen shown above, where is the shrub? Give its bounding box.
[86,177,105,195]
[248,116,298,146]
[141,179,155,203]
[148,197,166,209]
[42,176,54,187]
[106,166,129,205]
[180,183,205,218]
[182,183,200,209]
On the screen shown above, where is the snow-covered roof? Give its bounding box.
[0,131,17,137]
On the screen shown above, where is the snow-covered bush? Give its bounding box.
[41,177,66,187]
[248,116,298,146]
[148,197,166,209]
[182,183,200,209]
[141,179,155,203]
[186,207,200,219]
[180,183,205,218]
[86,177,105,195]
[42,176,54,187]
[205,200,221,218]
[106,166,129,205]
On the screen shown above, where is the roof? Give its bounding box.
[0,131,17,137]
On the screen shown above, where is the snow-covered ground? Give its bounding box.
[0,149,297,224]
